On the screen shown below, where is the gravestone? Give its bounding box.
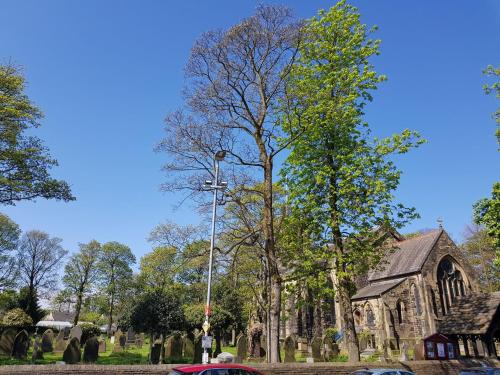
[11,330,29,360]
[32,338,44,360]
[193,332,203,364]
[331,343,340,358]
[183,335,194,358]
[69,325,82,342]
[248,323,263,358]
[165,334,182,358]
[83,337,99,363]
[150,341,162,364]
[323,335,334,361]
[63,337,81,364]
[284,335,296,362]
[236,333,247,363]
[63,327,71,340]
[41,329,54,352]
[126,327,135,344]
[297,337,308,354]
[119,334,126,349]
[98,338,106,353]
[54,330,66,352]
[113,329,123,352]
[0,328,17,355]
[311,335,323,362]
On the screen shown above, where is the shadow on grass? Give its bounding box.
[97,351,147,365]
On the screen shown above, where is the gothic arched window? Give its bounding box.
[365,304,375,326]
[437,257,467,315]
[411,284,422,316]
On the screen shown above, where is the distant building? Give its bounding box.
[36,310,75,329]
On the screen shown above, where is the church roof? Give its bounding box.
[438,292,500,335]
[352,277,407,300]
[368,229,443,282]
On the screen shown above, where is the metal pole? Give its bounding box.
[203,158,219,364]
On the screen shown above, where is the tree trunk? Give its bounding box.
[73,290,83,325]
[337,277,360,362]
[107,294,114,336]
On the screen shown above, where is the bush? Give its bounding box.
[2,308,33,327]
[78,322,101,344]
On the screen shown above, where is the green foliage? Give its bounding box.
[473,182,500,267]
[2,307,33,327]
[0,212,20,290]
[0,64,74,205]
[17,287,45,323]
[129,290,185,335]
[0,289,18,315]
[482,65,500,146]
[78,322,101,344]
[183,302,234,333]
[324,327,338,342]
[138,246,177,292]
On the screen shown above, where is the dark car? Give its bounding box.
[459,368,500,375]
[169,364,264,375]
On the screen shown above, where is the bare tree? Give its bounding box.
[156,5,301,362]
[17,230,67,301]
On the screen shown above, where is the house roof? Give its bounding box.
[438,292,500,335]
[45,311,75,323]
[368,229,443,282]
[352,277,407,300]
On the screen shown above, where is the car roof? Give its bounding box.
[173,363,260,373]
[353,370,414,374]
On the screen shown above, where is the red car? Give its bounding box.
[169,364,264,375]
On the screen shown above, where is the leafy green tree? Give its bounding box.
[0,64,74,205]
[98,241,135,335]
[0,212,20,290]
[473,183,500,267]
[482,65,500,146]
[2,307,33,327]
[62,240,101,325]
[138,246,177,292]
[280,2,423,361]
[460,225,499,292]
[17,230,67,316]
[0,289,19,316]
[17,286,45,323]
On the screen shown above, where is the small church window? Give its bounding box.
[412,285,422,316]
[396,300,405,324]
[365,304,375,326]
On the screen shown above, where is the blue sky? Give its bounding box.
[1,0,499,266]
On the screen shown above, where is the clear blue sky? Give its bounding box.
[1,0,499,265]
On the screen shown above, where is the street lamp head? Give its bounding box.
[214,150,226,161]
[219,181,228,190]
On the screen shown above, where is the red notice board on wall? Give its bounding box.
[423,333,457,360]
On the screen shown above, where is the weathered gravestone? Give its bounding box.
[248,323,263,359]
[113,329,123,352]
[331,342,340,359]
[193,331,203,364]
[63,327,70,340]
[119,334,126,349]
[235,333,247,363]
[69,325,82,342]
[32,338,44,360]
[0,328,17,355]
[63,337,81,364]
[41,329,54,352]
[311,335,323,362]
[54,330,66,353]
[323,335,334,361]
[98,338,106,353]
[284,335,296,363]
[83,336,99,363]
[126,327,135,345]
[183,335,194,359]
[165,334,182,358]
[11,330,29,360]
[150,340,162,364]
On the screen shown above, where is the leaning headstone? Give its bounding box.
[284,335,296,362]
[0,328,17,355]
[54,330,66,353]
[98,338,106,353]
[183,335,195,358]
[165,334,182,358]
[236,333,247,363]
[63,337,81,364]
[193,332,203,364]
[83,336,99,363]
[11,330,29,360]
[150,341,162,364]
[41,329,54,352]
[69,325,82,342]
[32,338,44,360]
[311,335,323,362]
[113,329,123,352]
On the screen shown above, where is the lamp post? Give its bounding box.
[201,150,227,364]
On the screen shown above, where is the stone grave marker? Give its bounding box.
[63,337,81,364]
[311,335,323,362]
[183,335,194,358]
[83,336,99,363]
[11,330,29,360]
[284,335,296,362]
[32,337,44,360]
[0,328,17,355]
[323,335,334,361]
[54,330,66,353]
[150,341,162,364]
[332,343,340,358]
[236,333,247,363]
[98,337,106,353]
[296,337,308,355]
[119,333,126,349]
[113,329,123,352]
[69,325,82,342]
[63,327,70,340]
[41,329,54,352]
[193,332,203,364]
[165,334,183,358]
[126,327,135,345]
